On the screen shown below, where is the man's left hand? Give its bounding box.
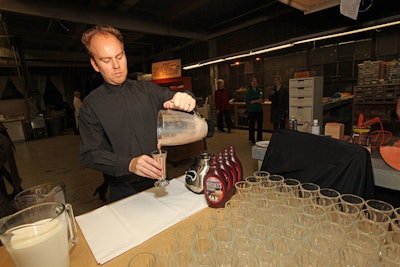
[163,92,196,112]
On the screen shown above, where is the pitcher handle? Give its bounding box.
[65,203,78,250]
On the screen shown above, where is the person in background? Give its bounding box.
[397,98,400,120]
[246,77,263,144]
[215,79,234,133]
[269,76,289,130]
[79,25,195,202]
[73,90,83,135]
[0,123,23,200]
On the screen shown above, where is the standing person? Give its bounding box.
[0,123,23,199]
[215,79,234,133]
[79,25,196,202]
[269,76,289,130]
[73,90,83,135]
[246,78,263,144]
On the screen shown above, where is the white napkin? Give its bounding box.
[75,176,207,264]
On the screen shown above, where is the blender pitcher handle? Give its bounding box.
[65,203,78,249]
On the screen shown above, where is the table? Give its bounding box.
[0,177,208,267]
[0,208,211,267]
[252,142,400,192]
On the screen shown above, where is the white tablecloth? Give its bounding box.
[75,176,208,264]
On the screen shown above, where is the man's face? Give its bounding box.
[89,33,128,85]
[217,81,224,89]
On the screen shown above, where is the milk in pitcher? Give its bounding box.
[6,219,69,267]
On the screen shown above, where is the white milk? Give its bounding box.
[6,219,69,267]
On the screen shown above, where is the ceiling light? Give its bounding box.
[293,20,400,45]
[182,19,400,70]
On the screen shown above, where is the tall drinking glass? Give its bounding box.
[151,150,168,187]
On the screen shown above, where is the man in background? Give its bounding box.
[215,79,234,133]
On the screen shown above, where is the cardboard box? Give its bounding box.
[324,122,344,140]
[294,71,316,78]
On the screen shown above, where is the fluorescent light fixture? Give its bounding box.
[201,58,225,66]
[225,52,254,60]
[293,20,400,45]
[183,63,201,70]
[182,19,400,70]
[253,43,294,54]
[182,58,224,70]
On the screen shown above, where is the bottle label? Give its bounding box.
[205,177,225,204]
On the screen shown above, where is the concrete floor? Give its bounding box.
[10,129,271,216]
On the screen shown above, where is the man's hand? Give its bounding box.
[128,155,162,179]
[163,92,196,112]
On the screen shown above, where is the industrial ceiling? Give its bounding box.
[0,0,399,69]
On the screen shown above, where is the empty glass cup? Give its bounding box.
[300,182,320,197]
[128,252,156,267]
[340,193,365,210]
[14,181,66,210]
[318,188,341,203]
[365,199,394,218]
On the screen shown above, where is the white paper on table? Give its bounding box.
[75,176,207,265]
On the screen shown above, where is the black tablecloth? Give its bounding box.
[260,129,375,199]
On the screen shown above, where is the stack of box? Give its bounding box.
[357,61,383,85]
[324,122,344,140]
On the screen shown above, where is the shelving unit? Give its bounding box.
[289,76,323,132]
[353,60,400,134]
[353,83,400,132]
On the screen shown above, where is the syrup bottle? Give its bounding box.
[227,146,243,182]
[203,156,228,208]
[217,152,234,199]
[222,151,238,194]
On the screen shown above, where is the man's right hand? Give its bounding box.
[129,155,162,179]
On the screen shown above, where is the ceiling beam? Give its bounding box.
[0,0,205,40]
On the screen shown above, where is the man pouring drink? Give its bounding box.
[78,25,196,202]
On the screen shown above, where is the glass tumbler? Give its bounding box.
[300,182,320,197]
[128,252,156,267]
[190,237,216,266]
[234,181,252,201]
[340,193,365,210]
[169,250,195,267]
[213,249,239,267]
[318,188,341,203]
[365,199,394,218]
[395,207,400,219]
[268,174,284,187]
[152,237,177,266]
[281,178,301,197]
[194,216,216,238]
[360,208,391,230]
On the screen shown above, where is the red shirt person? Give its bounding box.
[215,79,234,133]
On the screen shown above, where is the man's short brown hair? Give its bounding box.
[81,25,124,57]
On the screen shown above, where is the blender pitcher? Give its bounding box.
[0,202,78,267]
[157,109,208,147]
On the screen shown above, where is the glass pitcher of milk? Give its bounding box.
[0,202,77,267]
[157,109,208,147]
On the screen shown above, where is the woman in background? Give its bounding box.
[269,76,289,130]
[246,78,263,144]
